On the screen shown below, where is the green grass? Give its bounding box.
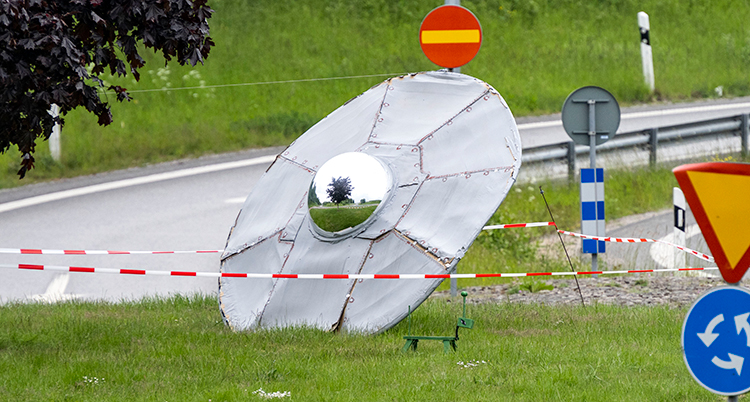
[0,294,721,401]
[309,204,379,232]
[2,0,750,186]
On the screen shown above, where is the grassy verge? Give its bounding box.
[0,294,718,401]
[2,0,750,186]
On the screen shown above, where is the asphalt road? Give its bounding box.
[0,148,282,303]
[1,96,745,303]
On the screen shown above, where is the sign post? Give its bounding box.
[561,86,620,271]
[420,1,482,296]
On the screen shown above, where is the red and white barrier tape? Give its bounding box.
[0,263,717,279]
[483,222,555,230]
[0,224,711,268]
[0,248,221,255]
[0,222,553,256]
[557,230,714,262]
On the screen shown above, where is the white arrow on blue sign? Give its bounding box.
[683,286,750,396]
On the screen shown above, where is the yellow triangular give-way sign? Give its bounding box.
[674,162,750,283]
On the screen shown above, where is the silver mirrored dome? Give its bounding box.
[308,152,392,236]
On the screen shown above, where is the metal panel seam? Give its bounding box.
[256,241,296,328]
[366,78,394,143]
[415,89,491,147]
[333,239,376,332]
[221,229,283,261]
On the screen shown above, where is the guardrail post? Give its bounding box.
[567,141,576,183]
[649,128,658,167]
[742,114,749,159]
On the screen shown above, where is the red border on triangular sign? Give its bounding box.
[673,162,750,283]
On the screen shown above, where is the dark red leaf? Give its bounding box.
[1,0,213,178]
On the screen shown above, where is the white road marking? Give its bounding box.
[0,155,276,214]
[224,197,247,204]
[29,274,82,303]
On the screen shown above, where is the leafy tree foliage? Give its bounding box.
[0,0,214,178]
[308,182,321,206]
[326,176,353,206]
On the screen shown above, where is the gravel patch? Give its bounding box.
[433,274,731,308]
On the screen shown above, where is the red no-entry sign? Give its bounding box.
[419,5,482,69]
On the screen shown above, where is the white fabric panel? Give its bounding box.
[340,232,446,333]
[259,227,372,330]
[219,237,293,331]
[281,82,387,171]
[355,184,420,240]
[396,168,516,260]
[420,90,520,177]
[224,159,314,257]
[358,143,427,186]
[280,195,309,243]
[369,73,489,145]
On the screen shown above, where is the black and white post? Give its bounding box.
[638,11,655,92]
[673,187,687,269]
[48,104,61,162]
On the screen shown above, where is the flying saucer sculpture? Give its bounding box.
[219,71,521,333]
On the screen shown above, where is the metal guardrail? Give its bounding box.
[521,113,750,181]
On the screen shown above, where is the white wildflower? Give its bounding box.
[457,359,488,369]
[252,388,291,399]
[82,375,105,385]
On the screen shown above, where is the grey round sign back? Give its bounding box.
[561,86,620,146]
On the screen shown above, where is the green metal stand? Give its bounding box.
[402,291,474,353]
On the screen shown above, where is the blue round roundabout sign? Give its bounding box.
[682,286,750,396]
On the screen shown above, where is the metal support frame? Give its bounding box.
[567,141,576,183]
[649,128,659,166]
[402,292,472,353]
[447,0,460,297]
[588,100,598,272]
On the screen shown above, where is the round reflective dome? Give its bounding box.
[308,152,392,236]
